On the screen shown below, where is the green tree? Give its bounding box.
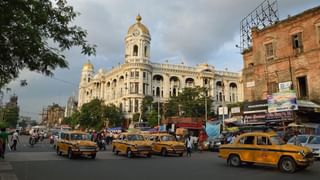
[3,106,19,128]
[141,96,153,120]
[104,104,122,127]
[0,0,96,89]
[165,87,213,118]
[78,99,104,129]
[63,110,80,128]
[78,99,122,129]
[147,110,158,127]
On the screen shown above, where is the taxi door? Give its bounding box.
[237,135,257,162]
[152,136,161,153]
[255,136,276,164]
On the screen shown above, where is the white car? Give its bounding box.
[304,136,320,159]
[287,134,314,146]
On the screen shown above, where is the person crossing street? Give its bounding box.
[10,130,20,151]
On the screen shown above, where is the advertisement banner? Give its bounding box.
[267,92,298,113]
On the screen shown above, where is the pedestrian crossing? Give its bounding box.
[0,161,18,180]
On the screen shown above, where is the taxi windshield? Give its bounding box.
[270,136,285,145]
[161,135,176,141]
[70,134,88,140]
[127,134,145,141]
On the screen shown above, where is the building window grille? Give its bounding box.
[292,32,303,54]
[265,42,274,59]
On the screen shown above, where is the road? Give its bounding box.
[1,135,320,180]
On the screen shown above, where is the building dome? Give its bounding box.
[82,60,94,71]
[127,14,150,36]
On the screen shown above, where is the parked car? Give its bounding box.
[304,135,320,159]
[203,136,223,151]
[287,134,314,146]
[56,130,98,159]
[219,132,314,173]
[112,133,152,158]
[144,133,185,156]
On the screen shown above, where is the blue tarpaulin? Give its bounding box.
[205,121,220,138]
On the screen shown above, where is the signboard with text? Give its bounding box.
[267,92,298,113]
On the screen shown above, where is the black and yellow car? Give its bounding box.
[56,131,98,159]
[145,133,185,156]
[219,132,314,173]
[112,133,152,158]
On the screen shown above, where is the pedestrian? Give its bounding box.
[0,128,9,158]
[230,133,236,144]
[10,130,20,151]
[185,135,193,157]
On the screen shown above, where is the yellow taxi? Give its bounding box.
[112,133,152,158]
[144,133,185,157]
[219,132,314,173]
[56,130,98,159]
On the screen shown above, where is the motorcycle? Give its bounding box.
[97,138,106,151]
[49,135,54,145]
[29,136,36,147]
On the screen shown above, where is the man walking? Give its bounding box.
[10,130,19,151]
[0,128,9,158]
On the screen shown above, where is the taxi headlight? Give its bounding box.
[298,150,305,156]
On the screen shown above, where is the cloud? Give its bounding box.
[5,0,319,120]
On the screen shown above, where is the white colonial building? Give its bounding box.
[78,15,243,119]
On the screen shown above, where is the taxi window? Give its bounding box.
[239,136,255,144]
[65,134,70,140]
[149,136,155,141]
[256,136,271,145]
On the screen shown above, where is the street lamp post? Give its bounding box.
[205,95,207,122]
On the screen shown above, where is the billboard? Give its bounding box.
[267,92,298,113]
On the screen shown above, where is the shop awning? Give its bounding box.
[176,123,203,129]
[297,100,320,108]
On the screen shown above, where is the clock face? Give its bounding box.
[133,29,140,37]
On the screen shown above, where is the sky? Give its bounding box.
[3,0,319,121]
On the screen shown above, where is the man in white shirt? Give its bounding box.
[10,130,19,151]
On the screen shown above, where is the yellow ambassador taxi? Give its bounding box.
[56,131,98,159]
[112,133,152,158]
[144,133,185,157]
[219,132,314,173]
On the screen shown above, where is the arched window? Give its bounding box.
[133,45,138,56]
[156,87,160,97]
[173,88,177,97]
[144,46,147,57]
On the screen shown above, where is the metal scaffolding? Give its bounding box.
[240,0,279,52]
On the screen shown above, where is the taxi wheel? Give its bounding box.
[161,148,167,157]
[147,153,152,158]
[56,147,62,156]
[68,149,73,159]
[178,153,183,157]
[127,148,133,158]
[279,157,296,173]
[228,154,241,167]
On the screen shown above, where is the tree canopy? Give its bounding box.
[165,87,213,118]
[66,99,122,130]
[0,0,96,89]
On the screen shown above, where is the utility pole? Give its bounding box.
[157,100,160,126]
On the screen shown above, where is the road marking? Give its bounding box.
[0,162,18,180]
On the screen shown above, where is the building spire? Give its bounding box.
[136,14,142,22]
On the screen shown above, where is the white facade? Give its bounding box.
[78,15,243,119]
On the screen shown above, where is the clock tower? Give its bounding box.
[125,15,151,64]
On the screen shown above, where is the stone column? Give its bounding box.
[163,74,170,98]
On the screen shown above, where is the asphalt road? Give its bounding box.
[1,135,320,180]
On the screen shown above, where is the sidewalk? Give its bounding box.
[0,161,18,180]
